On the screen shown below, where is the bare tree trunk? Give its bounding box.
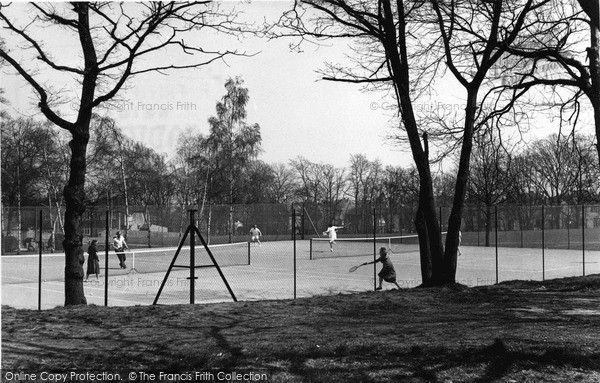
[53,202,65,252]
[415,175,444,286]
[61,3,97,306]
[443,92,479,283]
[379,1,446,286]
[178,204,186,241]
[415,206,432,284]
[63,130,89,305]
[228,204,233,243]
[207,204,212,245]
[116,139,130,236]
[57,204,65,233]
[145,202,152,248]
[198,152,212,218]
[1,203,5,254]
[47,189,65,253]
[485,205,492,247]
[16,152,22,255]
[42,146,60,252]
[47,194,55,253]
[577,0,600,30]
[409,132,445,286]
[16,187,22,255]
[590,27,600,166]
[4,205,11,238]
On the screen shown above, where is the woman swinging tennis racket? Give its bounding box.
[360,247,401,290]
[323,222,344,252]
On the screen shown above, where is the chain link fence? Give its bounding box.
[3,203,600,309]
[4,203,600,253]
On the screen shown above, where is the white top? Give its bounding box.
[324,226,342,241]
[113,235,128,251]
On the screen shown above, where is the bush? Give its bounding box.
[23,238,38,251]
[2,235,18,253]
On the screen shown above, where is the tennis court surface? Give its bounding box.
[2,239,599,309]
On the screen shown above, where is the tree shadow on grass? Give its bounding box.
[3,299,600,382]
[264,338,600,383]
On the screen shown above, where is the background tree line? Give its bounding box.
[4,110,600,214]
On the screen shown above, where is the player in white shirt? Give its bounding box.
[112,231,129,269]
[323,222,344,252]
[249,225,262,247]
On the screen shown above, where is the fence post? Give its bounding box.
[567,207,571,250]
[105,210,109,307]
[228,205,233,244]
[373,208,377,291]
[495,205,498,284]
[301,203,306,240]
[292,206,297,300]
[582,204,586,277]
[477,209,481,247]
[542,205,545,281]
[189,209,197,304]
[38,210,42,311]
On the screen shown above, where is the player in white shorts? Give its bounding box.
[323,222,344,252]
[249,225,262,246]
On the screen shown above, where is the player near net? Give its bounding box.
[113,231,129,269]
[249,225,262,247]
[323,222,344,252]
[362,247,401,290]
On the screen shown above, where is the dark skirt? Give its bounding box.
[378,265,397,282]
[87,256,100,275]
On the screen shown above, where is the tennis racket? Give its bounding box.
[349,262,368,273]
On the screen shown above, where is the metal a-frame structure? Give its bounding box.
[153,210,237,305]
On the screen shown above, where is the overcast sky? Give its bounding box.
[3,1,594,170]
[2,1,418,169]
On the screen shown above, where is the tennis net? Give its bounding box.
[310,234,434,260]
[1,242,252,285]
[98,241,251,276]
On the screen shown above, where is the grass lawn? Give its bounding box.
[2,275,600,382]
